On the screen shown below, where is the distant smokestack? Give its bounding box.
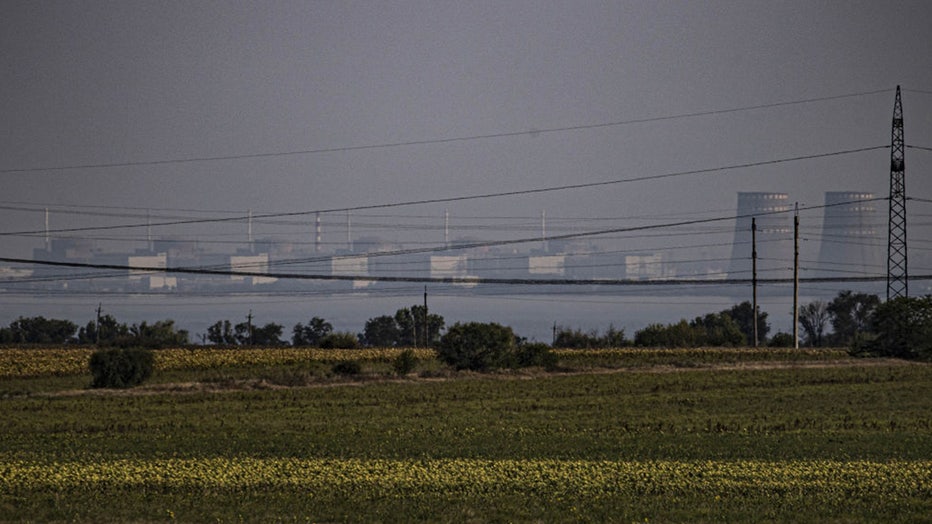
[315,212,322,253]
[45,207,50,251]
[247,209,253,247]
[347,211,353,252]
[541,210,547,251]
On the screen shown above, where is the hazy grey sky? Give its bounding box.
[2,0,931,258]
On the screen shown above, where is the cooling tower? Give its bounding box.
[729,192,793,279]
[816,192,883,278]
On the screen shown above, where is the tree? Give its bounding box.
[234,321,253,346]
[553,325,628,348]
[319,332,359,349]
[207,320,237,345]
[798,300,830,347]
[691,313,746,346]
[129,320,189,348]
[250,323,285,346]
[553,327,601,349]
[0,316,77,344]
[292,317,333,347]
[634,320,703,347]
[602,324,628,348]
[860,296,932,360]
[827,290,880,346]
[76,315,130,346]
[722,301,769,344]
[394,306,444,347]
[361,315,402,347]
[437,322,516,371]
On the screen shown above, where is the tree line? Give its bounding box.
[2,291,931,361]
[553,291,884,350]
[0,304,444,350]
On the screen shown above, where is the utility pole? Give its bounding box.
[887,85,908,299]
[246,310,254,346]
[793,204,799,349]
[95,303,102,346]
[423,286,429,347]
[752,217,758,347]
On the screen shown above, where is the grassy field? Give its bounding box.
[1,347,931,522]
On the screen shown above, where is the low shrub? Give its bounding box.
[768,332,795,347]
[514,343,559,370]
[319,332,359,349]
[89,348,154,389]
[392,348,418,376]
[331,360,362,376]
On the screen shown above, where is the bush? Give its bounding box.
[89,348,154,389]
[319,332,359,349]
[633,315,744,347]
[331,360,362,375]
[768,332,795,347]
[437,322,516,371]
[392,348,418,376]
[514,342,558,370]
[553,325,628,348]
[635,320,704,347]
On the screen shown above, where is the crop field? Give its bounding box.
[1,347,931,522]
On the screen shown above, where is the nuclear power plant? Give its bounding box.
[728,192,793,279]
[8,189,892,295]
[817,192,883,278]
[728,191,883,281]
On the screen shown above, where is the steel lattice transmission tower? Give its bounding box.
[887,85,907,300]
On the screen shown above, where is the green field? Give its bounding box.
[2,347,931,522]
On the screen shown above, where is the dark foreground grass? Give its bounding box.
[1,349,931,522]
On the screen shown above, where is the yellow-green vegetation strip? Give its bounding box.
[1,458,929,498]
[0,348,436,378]
[554,347,849,360]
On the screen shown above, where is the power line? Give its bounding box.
[0,88,891,175]
[907,145,932,152]
[1,196,888,283]
[0,145,889,238]
[263,196,889,268]
[1,255,927,286]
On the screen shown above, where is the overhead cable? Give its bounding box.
[0,88,891,175]
[0,146,889,237]
[0,255,918,286]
